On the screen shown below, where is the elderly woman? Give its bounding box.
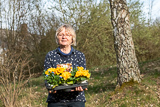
[44,24,87,107]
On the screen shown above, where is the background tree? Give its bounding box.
[0,0,60,73]
[109,0,141,86]
[51,0,117,67]
[128,0,160,62]
[0,51,34,107]
[0,0,59,106]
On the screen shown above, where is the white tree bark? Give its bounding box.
[109,0,141,86]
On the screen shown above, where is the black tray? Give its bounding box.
[53,82,88,92]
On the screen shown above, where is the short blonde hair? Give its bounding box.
[55,24,76,46]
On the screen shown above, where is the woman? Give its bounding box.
[44,24,87,107]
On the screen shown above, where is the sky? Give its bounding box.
[139,0,160,20]
[1,0,160,29]
[43,0,160,20]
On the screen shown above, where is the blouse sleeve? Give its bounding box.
[44,52,52,70]
[44,52,53,90]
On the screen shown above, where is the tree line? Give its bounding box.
[0,0,160,71]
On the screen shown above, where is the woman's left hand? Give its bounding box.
[71,86,88,92]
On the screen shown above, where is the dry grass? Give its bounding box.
[0,59,160,107]
[0,51,35,107]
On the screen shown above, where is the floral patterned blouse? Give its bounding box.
[44,47,86,103]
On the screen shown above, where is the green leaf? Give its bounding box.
[80,77,87,81]
[67,81,74,84]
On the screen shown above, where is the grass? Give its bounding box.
[0,59,160,107]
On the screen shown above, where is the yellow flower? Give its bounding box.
[45,70,49,75]
[81,70,88,75]
[83,70,90,78]
[61,72,71,80]
[75,69,90,78]
[56,67,65,75]
[87,73,90,78]
[82,71,88,76]
[47,67,56,73]
[77,67,84,71]
[75,70,83,77]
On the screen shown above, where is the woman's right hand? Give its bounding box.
[71,86,88,92]
[49,90,57,94]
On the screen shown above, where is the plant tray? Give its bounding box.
[53,82,88,92]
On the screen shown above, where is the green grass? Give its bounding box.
[0,59,160,107]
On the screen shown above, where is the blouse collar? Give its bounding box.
[57,46,75,56]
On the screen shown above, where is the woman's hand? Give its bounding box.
[71,86,88,92]
[49,86,88,93]
[49,90,57,94]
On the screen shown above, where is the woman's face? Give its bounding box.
[57,28,73,47]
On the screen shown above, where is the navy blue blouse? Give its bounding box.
[44,47,86,103]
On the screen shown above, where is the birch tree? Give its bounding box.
[109,0,141,86]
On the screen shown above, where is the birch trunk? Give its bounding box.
[109,0,141,86]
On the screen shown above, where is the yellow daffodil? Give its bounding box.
[61,72,71,80]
